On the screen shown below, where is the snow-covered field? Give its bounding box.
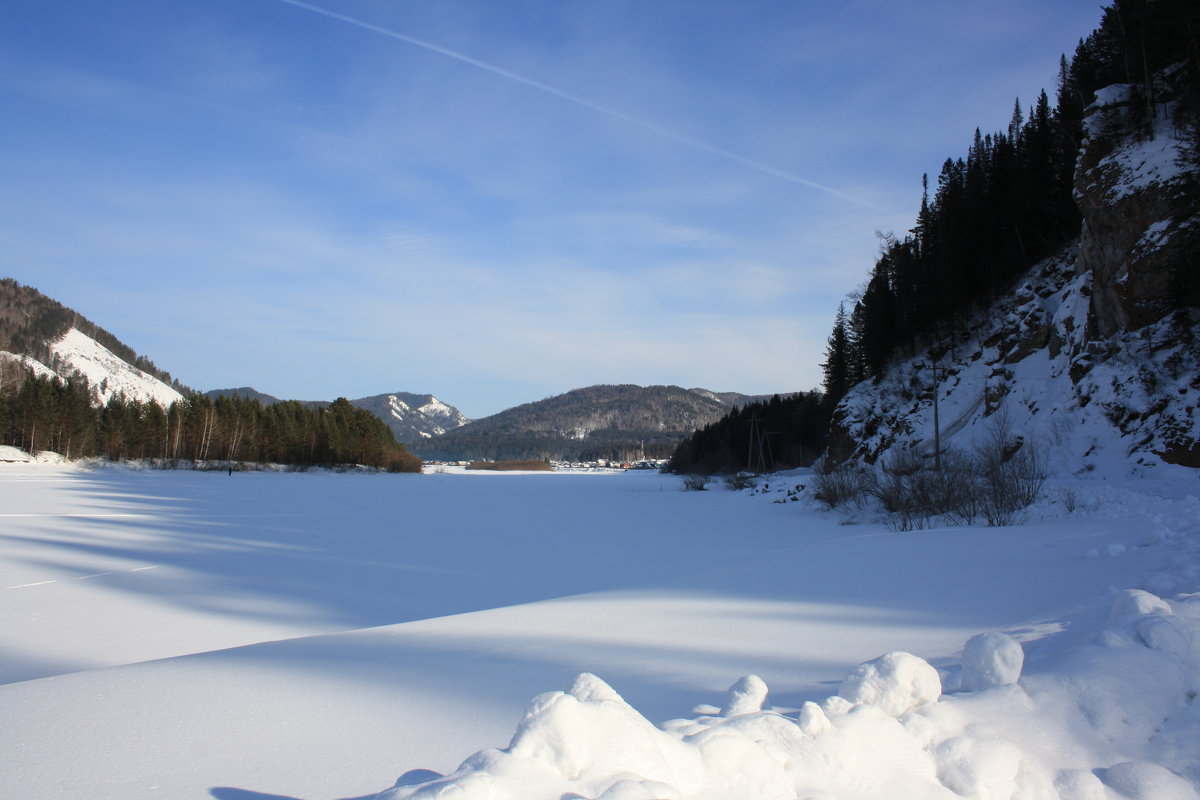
[2,462,1198,799]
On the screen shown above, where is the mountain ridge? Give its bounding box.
[410,383,786,462]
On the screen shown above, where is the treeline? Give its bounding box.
[822,0,1200,404]
[413,430,681,463]
[0,278,186,392]
[0,368,421,471]
[667,392,827,475]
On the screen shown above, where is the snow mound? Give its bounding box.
[961,632,1024,691]
[376,584,1200,800]
[378,673,706,800]
[380,666,960,800]
[1110,588,1173,621]
[0,445,32,462]
[1103,761,1200,800]
[721,674,768,717]
[838,651,942,716]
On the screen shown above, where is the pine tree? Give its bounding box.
[822,303,852,406]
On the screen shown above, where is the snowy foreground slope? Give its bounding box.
[1,464,1198,799]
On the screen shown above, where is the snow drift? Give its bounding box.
[380,575,1200,800]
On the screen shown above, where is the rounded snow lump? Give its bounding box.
[1135,615,1191,656]
[961,632,1024,691]
[721,674,768,717]
[838,651,942,716]
[1109,589,1171,621]
[1103,761,1200,800]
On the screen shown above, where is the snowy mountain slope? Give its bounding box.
[0,278,184,396]
[48,327,183,408]
[0,350,57,382]
[831,247,1198,476]
[351,391,471,443]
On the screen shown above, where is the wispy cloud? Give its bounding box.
[276,0,892,213]
[1,0,1105,414]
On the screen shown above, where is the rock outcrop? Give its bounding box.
[1074,62,1200,339]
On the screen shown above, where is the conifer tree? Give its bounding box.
[822,303,852,407]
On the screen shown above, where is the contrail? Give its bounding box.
[277,0,889,213]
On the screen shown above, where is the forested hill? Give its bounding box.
[0,282,420,470]
[672,0,1198,478]
[0,278,185,392]
[819,0,1199,473]
[820,0,1199,401]
[205,388,470,444]
[411,384,776,462]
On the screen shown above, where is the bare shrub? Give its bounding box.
[387,449,424,473]
[973,411,1046,526]
[723,472,758,491]
[871,448,979,529]
[813,464,870,509]
[682,474,710,491]
[818,411,1046,528]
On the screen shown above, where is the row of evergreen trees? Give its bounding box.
[821,0,1200,405]
[0,368,421,471]
[666,392,827,475]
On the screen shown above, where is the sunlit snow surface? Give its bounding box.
[49,327,183,407]
[1,463,1198,799]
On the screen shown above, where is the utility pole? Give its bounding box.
[746,415,772,474]
[746,415,757,473]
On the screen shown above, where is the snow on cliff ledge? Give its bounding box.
[50,328,183,407]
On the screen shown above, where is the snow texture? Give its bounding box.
[2,460,1198,800]
[48,327,182,407]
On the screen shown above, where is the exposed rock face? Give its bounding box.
[1074,65,1200,339]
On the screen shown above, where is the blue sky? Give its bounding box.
[2,0,1103,418]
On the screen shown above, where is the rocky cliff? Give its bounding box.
[1075,62,1200,339]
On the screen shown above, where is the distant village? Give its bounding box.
[425,459,668,472]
